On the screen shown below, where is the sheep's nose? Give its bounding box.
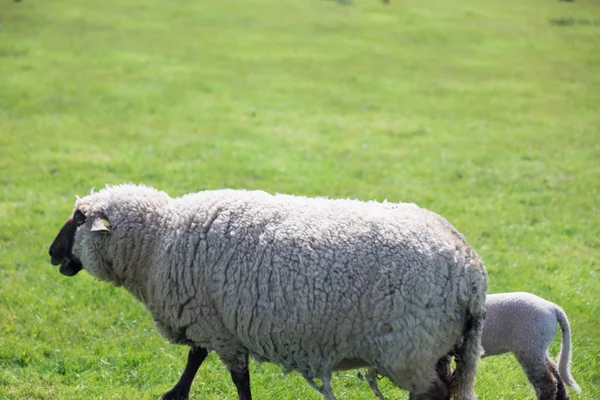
[49,247,55,258]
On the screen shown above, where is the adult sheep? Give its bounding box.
[48,184,488,400]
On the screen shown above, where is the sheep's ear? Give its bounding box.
[91,217,111,233]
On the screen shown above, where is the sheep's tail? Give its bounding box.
[452,311,484,400]
[555,305,581,393]
[451,257,487,400]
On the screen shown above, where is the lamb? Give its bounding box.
[364,292,581,400]
[48,183,488,400]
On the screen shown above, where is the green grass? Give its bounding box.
[1,0,599,398]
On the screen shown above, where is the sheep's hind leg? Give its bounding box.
[408,374,449,400]
[382,363,449,400]
[435,355,453,390]
[161,346,208,400]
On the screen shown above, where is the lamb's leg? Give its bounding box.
[516,353,558,400]
[301,373,338,400]
[225,353,252,400]
[364,368,385,400]
[321,372,338,400]
[548,356,569,400]
[303,374,325,393]
[161,346,208,400]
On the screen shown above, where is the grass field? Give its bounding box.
[1,0,599,398]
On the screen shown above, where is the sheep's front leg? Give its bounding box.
[226,353,252,400]
[161,346,208,400]
[230,364,251,400]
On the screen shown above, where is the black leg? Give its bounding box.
[547,357,569,400]
[161,346,208,400]
[435,354,453,388]
[229,354,252,400]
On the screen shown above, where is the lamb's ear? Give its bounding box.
[91,217,112,233]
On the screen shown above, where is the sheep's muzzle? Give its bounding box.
[49,216,83,277]
[51,256,83,277]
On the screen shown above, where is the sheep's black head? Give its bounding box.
[48,208,111,277]
[50,184,168,283]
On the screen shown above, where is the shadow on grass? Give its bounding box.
[549,18,600,27]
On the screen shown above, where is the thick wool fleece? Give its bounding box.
[71,184,487,397]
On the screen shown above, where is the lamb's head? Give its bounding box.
[48,184,170,283]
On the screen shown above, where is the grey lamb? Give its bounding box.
[48,184,488,400]
[364,292,581,400]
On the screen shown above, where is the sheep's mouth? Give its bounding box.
[51,257,83,277]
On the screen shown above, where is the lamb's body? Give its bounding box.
[482,292,581,399]
[50,184,487,400]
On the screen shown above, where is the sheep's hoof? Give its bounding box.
[160,388,189,400]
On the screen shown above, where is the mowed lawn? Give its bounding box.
[0,0,599,398]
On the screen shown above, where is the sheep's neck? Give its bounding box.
[113,233,158,303]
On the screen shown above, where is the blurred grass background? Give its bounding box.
[0,0,599,398]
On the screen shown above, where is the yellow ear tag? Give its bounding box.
[91,218,111,232]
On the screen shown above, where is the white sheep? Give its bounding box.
[364,292,581,400]
[48,184,487,400]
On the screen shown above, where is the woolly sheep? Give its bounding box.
[48,184,488,400]
[364,292,581,400]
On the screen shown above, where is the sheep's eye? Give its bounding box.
[74,210,86,226]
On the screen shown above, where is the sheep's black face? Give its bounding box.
[56,257,83,277]
[49,211,84,277]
